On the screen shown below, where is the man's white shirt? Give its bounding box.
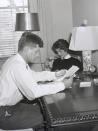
[0,53,65,106]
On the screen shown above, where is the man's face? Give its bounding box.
[26,44,40,63]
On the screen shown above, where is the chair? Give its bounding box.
[68,49,82,62]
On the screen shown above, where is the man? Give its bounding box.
[0,32,73,130]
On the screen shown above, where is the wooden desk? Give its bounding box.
[40,73,98,131]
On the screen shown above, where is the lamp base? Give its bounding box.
[82,50,92,71]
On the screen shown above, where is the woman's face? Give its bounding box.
[56,48,68,59]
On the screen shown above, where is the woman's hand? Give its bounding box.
[55,70,66,78]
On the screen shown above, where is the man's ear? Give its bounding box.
[23,46,29,52]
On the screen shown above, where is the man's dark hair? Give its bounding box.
[18,32,43,51]
[52,39,69,54]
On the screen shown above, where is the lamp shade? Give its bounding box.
[15,13,40,31]
[69,26,98,51]
[69,26,98,71]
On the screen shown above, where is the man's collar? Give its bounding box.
[16,53,27,65]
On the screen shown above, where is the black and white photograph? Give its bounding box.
[0,0,98,131]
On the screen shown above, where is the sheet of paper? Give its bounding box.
[56,65,79,82]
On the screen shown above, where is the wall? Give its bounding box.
[48,0,72,57]
[38,0,73,58]
[50,0,72,41]
[72,0,98,69]
[72,0,98,26]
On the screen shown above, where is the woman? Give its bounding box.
[51,39,83,72]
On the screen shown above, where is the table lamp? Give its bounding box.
[69,26,98,72]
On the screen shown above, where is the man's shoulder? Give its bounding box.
[2,54,25,70]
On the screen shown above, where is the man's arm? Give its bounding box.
[31,70,56,82]
[31,70,66,82]
[12,63,66,100]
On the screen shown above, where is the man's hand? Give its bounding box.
[63,77,73,88]
[55,70,66,79]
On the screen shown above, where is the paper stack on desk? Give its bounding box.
[80,81,91,87]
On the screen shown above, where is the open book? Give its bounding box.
[56,65,79,82]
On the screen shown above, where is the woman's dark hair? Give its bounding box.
[52,39,69,54]
[18,32,43,51]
